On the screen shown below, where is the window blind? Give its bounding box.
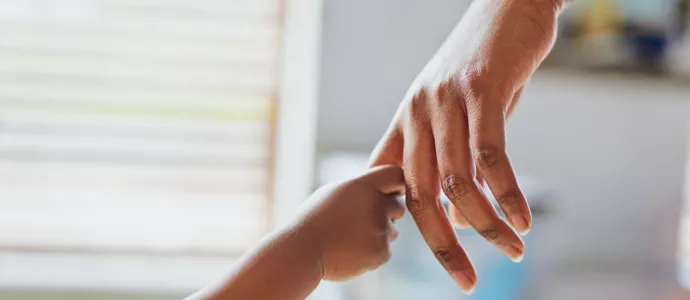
[0,0,281,255]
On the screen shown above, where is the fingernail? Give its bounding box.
[509,245,525,263]
[510,215,530,235]
[500,244,524,263]
[451,272,476,295]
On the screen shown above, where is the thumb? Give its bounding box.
[357,165,405,195]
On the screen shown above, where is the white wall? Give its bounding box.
[318,0,471,152]
[317,0,690,277]
[507,71,690,269]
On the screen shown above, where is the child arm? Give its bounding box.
[187,165,405,300]
[186,226,322,300]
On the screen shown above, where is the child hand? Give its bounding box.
[293,165,406,281]
[186,166,405,300]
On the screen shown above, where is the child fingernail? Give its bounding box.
[451,272,476,294]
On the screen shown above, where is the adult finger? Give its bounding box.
[402,116,476,294]
[431,94,525,262]
[369,125,404,168]
[506,86,524,118]
[476,170,486,188]
[467,99,532,235]
[449,205,471,229]
[449,170,483,229]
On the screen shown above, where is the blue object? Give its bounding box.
[471,255,529,300]
[629,33,669,61]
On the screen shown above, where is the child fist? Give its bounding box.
[294,165,406,281]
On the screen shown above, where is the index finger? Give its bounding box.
[369,124,404,168]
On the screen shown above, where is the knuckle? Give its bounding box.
[441,175,472,207]
[405,186,426,216]
[406,199,425,220]
[477,227,500,242]
[496,189,520,207]
[475,144,501,169]
[460,60,488,88]
[431,78,462,108]
[433,248,453,265]
[406,88,429,120]
[460,61,514,104]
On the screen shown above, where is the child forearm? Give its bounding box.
[187,226,322,300]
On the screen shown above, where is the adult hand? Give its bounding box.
[369,0,568,293]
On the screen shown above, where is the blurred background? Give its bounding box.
[0,0,690,299]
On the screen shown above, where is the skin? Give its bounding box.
[190,0,571,297]
[369,0,570,293]
[187,166,406,300]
